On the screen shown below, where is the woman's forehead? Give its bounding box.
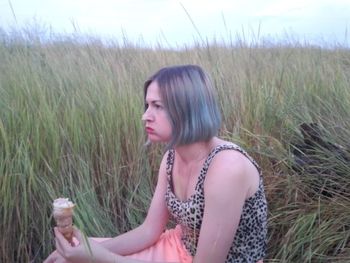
[145,81,162,100]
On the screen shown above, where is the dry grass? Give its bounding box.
[0,29,350,262]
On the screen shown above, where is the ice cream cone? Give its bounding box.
[53,198,75,245]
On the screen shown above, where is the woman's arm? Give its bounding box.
[44,152,171,263]
[96,152,170,255]
[52,227,178,263]
[193,150,260,263]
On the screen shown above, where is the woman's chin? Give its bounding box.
[147,137,169,144]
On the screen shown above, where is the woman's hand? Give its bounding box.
[54,226,117,263]
[43,250,68,263]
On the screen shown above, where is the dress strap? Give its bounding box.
[166,149,175,183]
[166,144,261,193]
[196,144,262,191]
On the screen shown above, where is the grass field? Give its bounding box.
[0,29,350,262]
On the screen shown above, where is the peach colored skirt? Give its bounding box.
[92,225,193,263]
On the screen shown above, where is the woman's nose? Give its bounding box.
[142,108,153,121]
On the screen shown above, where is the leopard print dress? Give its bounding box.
[165,144,267,262]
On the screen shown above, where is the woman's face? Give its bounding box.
[142,81,172,143]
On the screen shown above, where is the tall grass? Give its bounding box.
[0,30,350,262]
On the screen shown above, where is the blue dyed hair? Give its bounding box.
[144,65,221,148]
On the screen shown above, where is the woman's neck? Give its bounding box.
[174,137,219,165]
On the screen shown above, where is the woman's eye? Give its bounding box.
[155,104,162,109]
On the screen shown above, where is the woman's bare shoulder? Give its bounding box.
[205,143,260,197]
[208,148,250,175]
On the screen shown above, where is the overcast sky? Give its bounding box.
[1,0,349,48]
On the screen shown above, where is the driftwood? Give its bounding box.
[291,123,350,197]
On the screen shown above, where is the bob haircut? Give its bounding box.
[144,65,221,148]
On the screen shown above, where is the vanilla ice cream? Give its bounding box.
[53,197,75,245]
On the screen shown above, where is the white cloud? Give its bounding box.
[256,0,311,17]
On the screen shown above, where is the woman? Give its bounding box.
[45,65,267,263]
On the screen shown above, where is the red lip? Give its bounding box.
[145,127,154,133]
